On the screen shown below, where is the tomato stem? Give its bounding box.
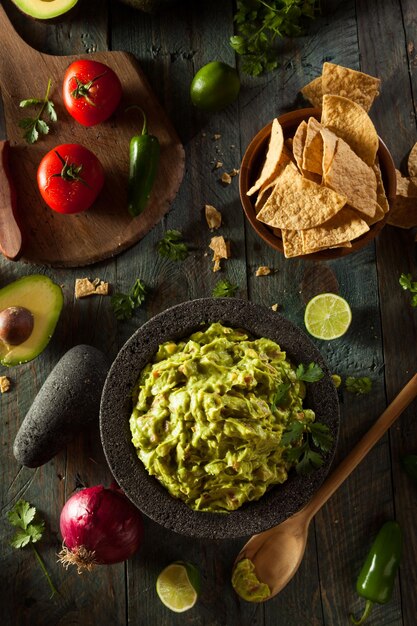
[52,150,90,188]
[71,71,108,107]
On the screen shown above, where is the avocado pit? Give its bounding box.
[0,306,34,346]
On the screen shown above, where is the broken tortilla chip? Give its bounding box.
[209,236,230,271]
[282,229,304,258]
[321,94,379,166]
[386,170,417,228]
[247,118,284,196]
[322,62,380,112]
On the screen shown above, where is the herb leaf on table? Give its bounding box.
[345,376,372,395]
[157,230,189,261]
[212,279,238,298]
[230,0,319,76]
[111,278,147,321]
[19,78,57,144]
[7,500,58,598]
[399,273,417,307]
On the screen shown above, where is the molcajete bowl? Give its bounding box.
[239,108,397,261]
[100,298,339,538]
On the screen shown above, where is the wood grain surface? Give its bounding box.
[0,0,416,625]
[0,4,185,267]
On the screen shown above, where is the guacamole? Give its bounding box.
[129,322,315,512]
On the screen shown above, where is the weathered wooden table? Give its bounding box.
[1,0,417,624]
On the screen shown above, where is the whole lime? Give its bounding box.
[190,61,240,112]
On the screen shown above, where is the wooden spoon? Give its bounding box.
[233,372,417,601]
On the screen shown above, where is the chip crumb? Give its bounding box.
[75,277,110,299]
[205,204,222,230]
[202,132,206,137]
[209,236,231,272]
[0,376,11,393]
[213,160,223,169]
[221,172,232,185]
[229,168,240,177]
[271,303,279,311]
[213,134,221,141]
[256,266,271,277]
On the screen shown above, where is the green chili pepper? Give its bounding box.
[127,106,160,217]
[350,521,402,625]
[401,454,417,483]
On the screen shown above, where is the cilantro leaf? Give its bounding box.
[7,499,36,530]
[212,279,238,298]
[296,448,324,474]
[7,500,58,598]
[399,273,417,307]
[281,419,304,446]
[271,382,291,412]
[111,278,147,321]
[231,0,319,76]
[296,362,324,382]
[157,230,188,261]
[308,422,333,453]
[345,376,372,395]
[18,78,57,144]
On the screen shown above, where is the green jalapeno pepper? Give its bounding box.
[127,106,160,217]
[401,454,417,483]
[350,521,402,625]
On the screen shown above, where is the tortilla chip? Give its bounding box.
[323,137,377,217]
[363,202,385,226]
[302,117,324,176]
[321,127,338,176]
[255,181,276,214]
[256,162,347,230]
[300,76,323,108]
[322,62,381,112]
[321,94,379,166]
[292,120,307,172]
[301,207,369,252]
[373,161,390,213]
[247,118,284,196]
[209,236,230,271]
[282,229,304,258]
[386,170,417,228]
[205,204,222,229]
[408,142,417,179]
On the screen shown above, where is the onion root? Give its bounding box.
[57,544,98,574]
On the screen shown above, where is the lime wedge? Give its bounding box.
[304,293,352,340]
[156,561,200,613]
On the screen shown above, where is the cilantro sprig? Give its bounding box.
[7,500,58,598]
[399,273,417,307]
[157,230,189,261]
[296,362,324,382]
[212,279,239,298]
[19,78,57,144]
[230,0,319,76]
[282,420,333,474]
[111,278,147,321]
[345,376,372,395]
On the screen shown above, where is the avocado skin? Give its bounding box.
[13,345,110,468]
[117,0,176,13]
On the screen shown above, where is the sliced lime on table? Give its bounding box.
[304,293,352,340]
[156,561,200,613]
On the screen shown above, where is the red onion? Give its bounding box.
[58,485,144,573]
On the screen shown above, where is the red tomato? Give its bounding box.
[62,59,122,127]
[37,143,105,214]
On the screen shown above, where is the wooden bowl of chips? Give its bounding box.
[240,108,396,260]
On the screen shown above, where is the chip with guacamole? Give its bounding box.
[129,322,317,513]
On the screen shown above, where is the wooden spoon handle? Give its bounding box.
[304,372,417,520]
[0,140,22,260]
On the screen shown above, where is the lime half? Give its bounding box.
[156,561,200,613]
[304,293,352,340]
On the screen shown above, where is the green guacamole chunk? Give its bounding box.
[231,558,271,602]
[129,322,316,512]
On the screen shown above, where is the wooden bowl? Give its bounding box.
[239,108,397,261]
[100,298,339,539]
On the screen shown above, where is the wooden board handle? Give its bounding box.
[0,140,22,260]
[0,3,37,69]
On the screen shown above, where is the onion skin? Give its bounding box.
[59,485,144,567]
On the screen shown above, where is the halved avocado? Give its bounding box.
[11,0,78,20]
[0,275,63,367]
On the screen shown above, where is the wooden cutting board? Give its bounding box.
[0,5,185,267]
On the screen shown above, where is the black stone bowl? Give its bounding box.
[100,298,339,539]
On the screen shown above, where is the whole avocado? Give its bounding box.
[13,345,109,468]
[117,0,177,12]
